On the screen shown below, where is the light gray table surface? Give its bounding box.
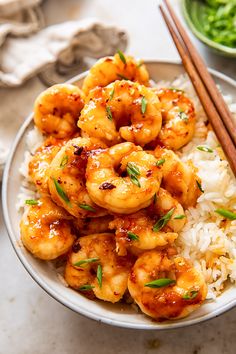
[0,1,236,353]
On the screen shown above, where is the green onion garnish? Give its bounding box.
[182,290,199,300]
[130,175,141,188]
[106,106,113,121]
[127,162,140,176]
[25,199,39,205]
[137,60,143,68]
[169,87,185,93]
[145,278,176,288]
[201,1,236,48]
[79,285,94,291]
[215,208,236,220]
[156,158,165,166]
[197,146,213,153]
[117,73,128,80]
[117,50,126,64]
[173,214,186,220]
[178,111,188,121]
[127,162,141,188]
[74,258,100,267]
[53,178,70,205]
[127,231,139,241]
[153,193,157,204]
[196,180,204,193]
[141,96,147,114]
[153,208,175,232]
[60,155,68,168]
[109,88,115,100]
[78,204,96,212]
[97,264,102,288]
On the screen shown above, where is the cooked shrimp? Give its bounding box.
[34,84,84,139]
[48,137,107,218]
[110,188,185,255]
[154,188,186,232]
[78,80,162,146]
[29,136,66,194]
[151,88,196,150]
[86,142,162,214]
[65,233,133,303]
[74,215,114,236]
[128,250,207,320]
[154,146,201,208]
[20,197,75,260]
[82,53,149,95]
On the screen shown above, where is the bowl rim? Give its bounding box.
[182,0,236,56]
[2,59,236,330]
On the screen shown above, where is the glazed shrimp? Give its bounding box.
[82,53,149,95]
[110,188,185,255]
[65,233,133,303]
[78,80,162,146]
[20,197,75,260]
[128,250,207,320]
[74,215,114,236]
[29,136,66,194]
[151,88,196,150]
[48,137,107,218]
[154,146,201,208]
[86,142,162,214]
[34,84,84,139]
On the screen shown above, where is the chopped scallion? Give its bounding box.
[153,208,175,232]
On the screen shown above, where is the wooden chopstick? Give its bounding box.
[159,5,236,176]
[163,0,236,147]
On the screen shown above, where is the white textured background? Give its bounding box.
[0,1,236,353]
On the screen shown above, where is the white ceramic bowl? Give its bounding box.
[2,61,236,329]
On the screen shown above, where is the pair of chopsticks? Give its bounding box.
[159,0,236,176]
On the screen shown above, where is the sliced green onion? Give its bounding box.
[130,174,141,188]
[79,285,94,291]
[182,290,199,300]
[117,50,126,64]
[60,155,68,168]
[78,204,96,212]
[169,87,185,93]
[53,178,70,205]
[127,162,140,176]
[25,199,39,205]
[178,111,188,121]
[201,1,236,48]
[196,180,204,193]
[127,162,141,188]
[97,264,102,288]
[109,88,115,100]
[156,158,165,166]
[117,73,128,80]
[106,106,113,121]
[137,60,143,68]
[153,208,175,232]
[145,278,176,288]
[74,258,100,267]
[141,96,147,114]
[127,231,139,241]
[173,214,186,220]
[197,146,213,153]
[153,193,157,204]
[215,208,236,220]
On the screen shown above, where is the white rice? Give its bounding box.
[18,74,236,299]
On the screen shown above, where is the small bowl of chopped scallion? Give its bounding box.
[182,0,236,57]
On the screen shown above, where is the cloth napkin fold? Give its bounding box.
[0,18,128,87]
[0,0,44,46]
